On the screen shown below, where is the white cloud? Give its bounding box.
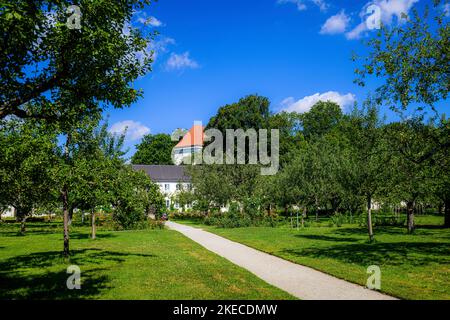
[138,16,164,27]
[320,10,350,34]
[109,120,150,141]
[166,52,199,71]
[345,0,419,40]
[148,36,176,61]
[277,0,329,12]
[345,22,367,40]
[281,91,356,113]
[444,3,450,17]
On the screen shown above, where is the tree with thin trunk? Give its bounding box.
[0,119,57,235]
[340,105,391,242]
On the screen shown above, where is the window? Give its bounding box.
[166,200,170,208]
[176,184,181,191]
[174,202,179,209]
[165,184,170,191]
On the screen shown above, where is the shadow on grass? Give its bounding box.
[70,233,117,240]
[0,248,156,299]
[294,234,360,243]
[282,241,450,267]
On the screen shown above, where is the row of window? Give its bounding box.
[165,199,193,209]
[158,183,192,192]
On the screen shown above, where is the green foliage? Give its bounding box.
[110,166,163,230]
[207,95,271,132]
[300,101,343,139]
[0,119,57,224]
[354,1,449,113]
[0,0,154,120]
[131,133,176,165]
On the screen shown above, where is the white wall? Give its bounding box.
[157,182,192,210]
[1,206,15,218]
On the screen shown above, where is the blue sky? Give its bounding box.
[106,0,446,157]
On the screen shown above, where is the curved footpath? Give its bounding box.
[166,221,397,300]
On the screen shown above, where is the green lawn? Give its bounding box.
[0,221,294,300]
[175,215,450,300]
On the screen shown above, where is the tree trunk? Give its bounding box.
[444,199,450,228]
[406,200,415,233]
[91,210,96,239]
[62,187,70,258]
[367,194,374,242]
[315,197,319,222]
[20,215,27,235]
[302,207,306,228]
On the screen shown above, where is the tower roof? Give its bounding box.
[175,124,204,148]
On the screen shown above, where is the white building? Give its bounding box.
[132,165,192,211]
[172,123,204,165]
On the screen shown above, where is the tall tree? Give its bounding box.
[1,0,153,120]
[355,1,449,114]
[207,95,271,132]
[301,101,343,140]
[132,134,176,165]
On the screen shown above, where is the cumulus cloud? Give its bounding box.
[281,91,356,113]
[345,0,419,40]
[166,52,199,71]
[277,0,329,12]
[148,36,176,61]
[109,120,150,141]
[320,10,350,34]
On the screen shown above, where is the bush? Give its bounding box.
[170,211,204,220]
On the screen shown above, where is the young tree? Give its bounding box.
[340,105,392,241]
[0,119,57,234]
[386,120,437,233]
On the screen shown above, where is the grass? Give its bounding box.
[0,221,294,300]
[175,214,450,300]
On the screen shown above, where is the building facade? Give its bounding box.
[132,165,192,211]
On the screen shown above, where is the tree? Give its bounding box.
[207,95,271,133]
[132,134,176,165]
[340,105,391,241]
[71,121,126,239]
[268,111,303,167]
[354,1,449,161]
[0,119,57,234]
[355,1,449,114]
[189,164,260,214]
[110,166,160,229]
[0,0,153,121]
[386,120,437,233]
[301,101,343,140]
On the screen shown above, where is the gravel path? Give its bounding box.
[166,221,397,300]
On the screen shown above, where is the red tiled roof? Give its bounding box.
[175,124,204,148]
